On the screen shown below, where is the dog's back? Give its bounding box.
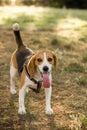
[12,23,33,75]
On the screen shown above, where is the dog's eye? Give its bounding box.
[48,58,53,62]
[37,58,42,62]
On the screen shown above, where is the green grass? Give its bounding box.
[0,6,87,31]
[0,6,87,54]
[64,62,85,73]
[82,118,87,129]
[82,53,87,63]
[76,77,87,85]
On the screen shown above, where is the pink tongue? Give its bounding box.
[42,73,50,88]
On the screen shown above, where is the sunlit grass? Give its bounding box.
[0,6,87,30]
[57,18,86,30]
[0,6,87,44]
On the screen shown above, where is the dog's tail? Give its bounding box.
[12,23,24,48]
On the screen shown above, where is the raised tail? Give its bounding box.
[12,23,24,48]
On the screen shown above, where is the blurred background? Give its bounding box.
[0,0,87,9]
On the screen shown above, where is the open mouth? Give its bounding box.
[41,72,50,88]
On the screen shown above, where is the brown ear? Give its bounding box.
[27,55,36,78]
[53,53,57,67]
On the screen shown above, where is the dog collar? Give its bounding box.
[23,63,42,93]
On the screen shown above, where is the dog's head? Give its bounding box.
[27,50,57,88]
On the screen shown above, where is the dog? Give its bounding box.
[10,23,56,115]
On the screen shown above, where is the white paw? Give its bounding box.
[46,107,54,115]
[10,89,16,94]
[18,107,26,115]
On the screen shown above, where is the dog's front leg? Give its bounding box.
[18,85,26,114]
[45,87,53,115]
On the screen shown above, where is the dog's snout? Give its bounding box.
[43,66,49,72]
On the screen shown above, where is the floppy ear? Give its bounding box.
[53,53,57,67]
[27,55,36,78]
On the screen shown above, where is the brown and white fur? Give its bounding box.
[10,23,56,115]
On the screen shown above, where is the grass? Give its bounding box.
[64,62,85,73]
[0,5,87,130]
[82,118,87,129]
[0,6,87,31]
[82,52,87,63]
[76,76,87,86]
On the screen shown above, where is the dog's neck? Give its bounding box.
[34,69,42,81]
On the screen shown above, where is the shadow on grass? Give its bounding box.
[18,113,58,130]
[47,115,58,130]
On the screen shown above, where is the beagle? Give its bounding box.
[10,23,56,115]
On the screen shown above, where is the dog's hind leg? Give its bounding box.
[10,65,17,94]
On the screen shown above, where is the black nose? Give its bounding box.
[43,66,49,72]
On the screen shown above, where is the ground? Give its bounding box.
[0,6,87,130]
